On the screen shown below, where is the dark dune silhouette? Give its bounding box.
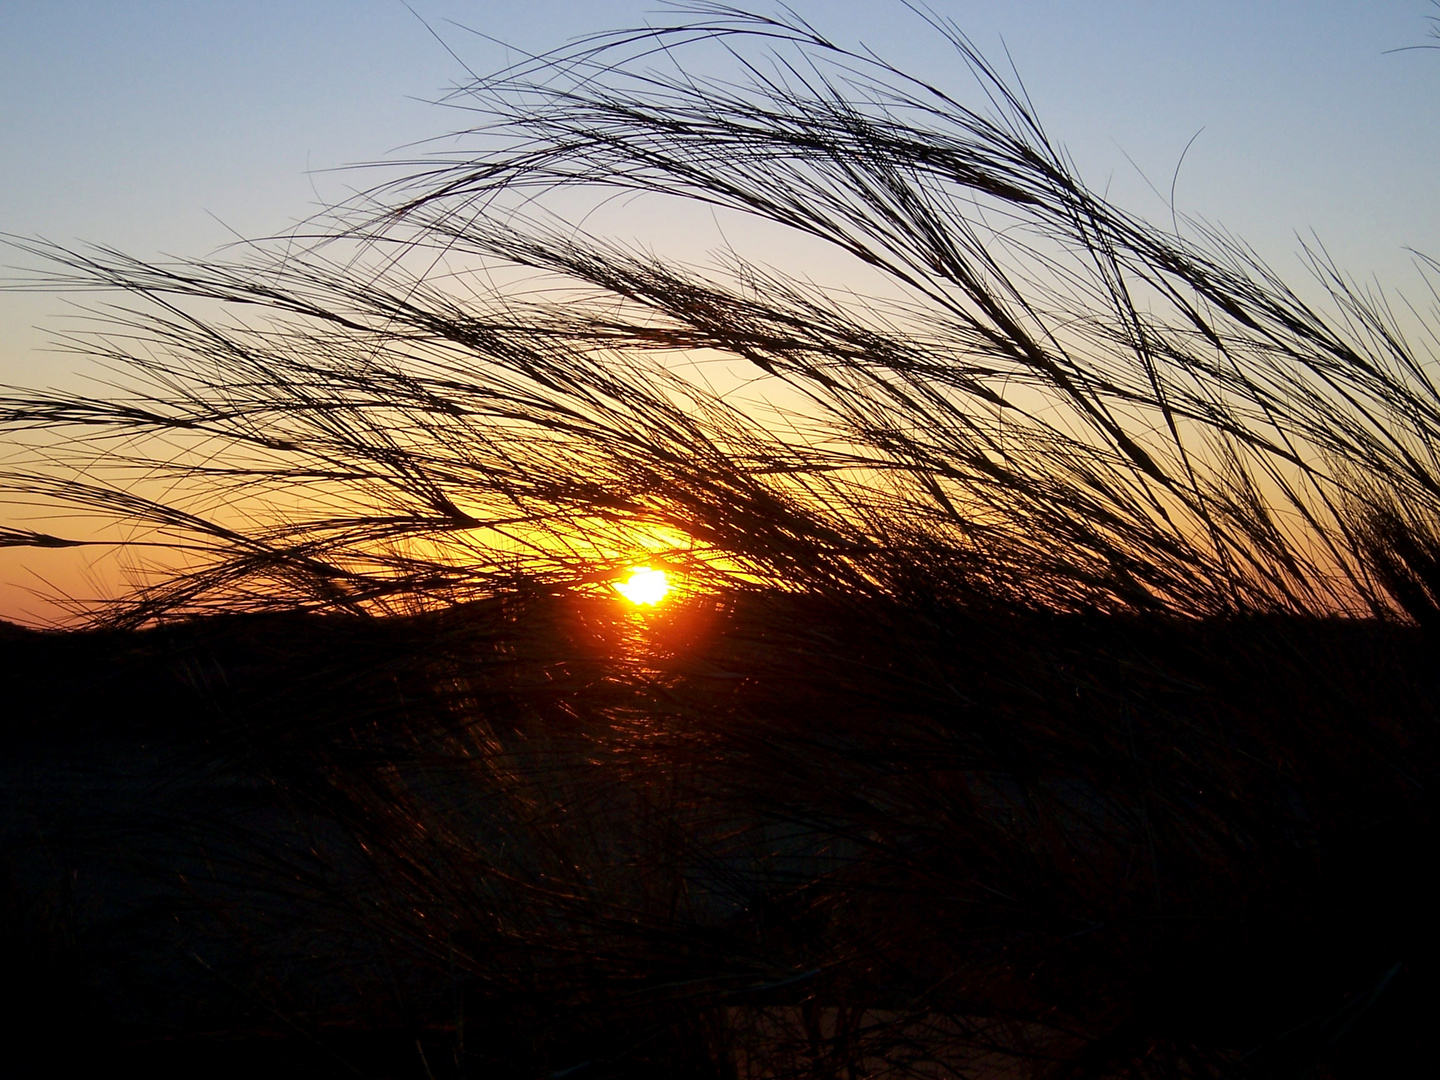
[1,594,1435,1076]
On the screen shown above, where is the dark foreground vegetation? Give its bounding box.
[3,593,1437,1077]
[3,4,1440,1076]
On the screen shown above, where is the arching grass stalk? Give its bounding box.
[3,3,1437,625]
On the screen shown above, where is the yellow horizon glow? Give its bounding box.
[614,566,670,606]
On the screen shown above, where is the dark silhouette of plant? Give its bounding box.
[2,5,1438,1078]
[3,4,1437,627]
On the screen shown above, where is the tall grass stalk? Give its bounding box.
[2,4,1438,1077]
[3,7,1438,625]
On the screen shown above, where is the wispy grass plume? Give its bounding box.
[3,5,1437,624]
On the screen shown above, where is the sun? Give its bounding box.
[614,566,670,606]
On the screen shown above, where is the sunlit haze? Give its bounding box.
[614,567,671,607]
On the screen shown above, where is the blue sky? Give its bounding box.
[3,0,1438,389]
[1,1,1438,619]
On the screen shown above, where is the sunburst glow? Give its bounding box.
[614,566,670,606]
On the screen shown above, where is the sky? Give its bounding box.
[2,0,1439,619]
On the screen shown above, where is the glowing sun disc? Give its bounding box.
[614,566,670,605]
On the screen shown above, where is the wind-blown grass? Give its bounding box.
[2,4,1438,1077]
[4,5,1438,625]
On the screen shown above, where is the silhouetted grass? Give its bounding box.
[2,4,1439,1076]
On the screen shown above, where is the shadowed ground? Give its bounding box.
[2,593,1434,1077]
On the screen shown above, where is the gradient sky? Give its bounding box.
[5,0,1438,384]
[2,0,1439,618]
